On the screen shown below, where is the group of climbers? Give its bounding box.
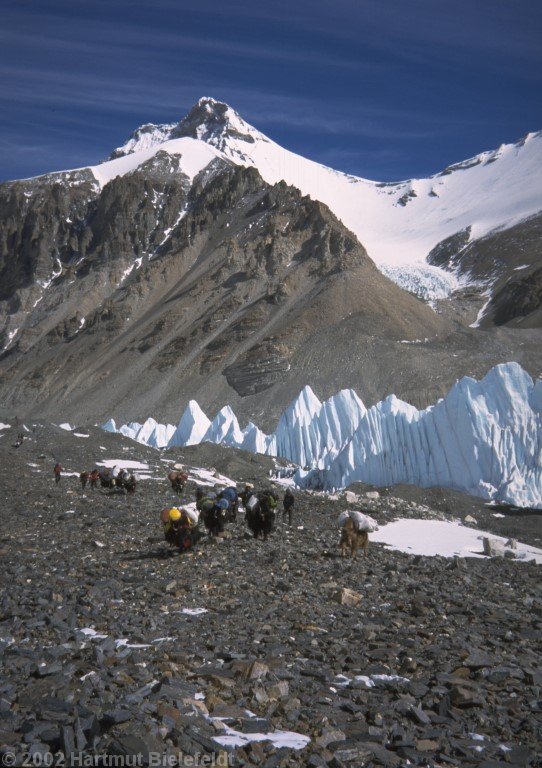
[52,459,295,553]
[161,479,295,551]
[53,463,137,494]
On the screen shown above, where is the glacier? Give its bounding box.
[102,362,542,509]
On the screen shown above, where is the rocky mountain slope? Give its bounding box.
[0,98,541,427]
[0,423,541,767]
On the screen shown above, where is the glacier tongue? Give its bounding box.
[103,362,542,508]
[378,263,462,301]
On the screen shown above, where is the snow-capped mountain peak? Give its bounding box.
[15,96,542,305]
[100,97,542,299]
[110,97,267,162]
[174,97,267,153]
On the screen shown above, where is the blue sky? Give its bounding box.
[2,0,541,182]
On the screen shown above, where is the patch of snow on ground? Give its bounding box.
[37,257,63,290]
[0,423,11,430]
[76,627,170,649]
[3,329,18,350]
[58,423,74,431]
[73,433,90,438]
[97,459,150,470]
[469,292,492,328]
[372,518,542,563]
[180,608,208,616]
[189,467,236,488]
[158,204,189,247]
[212,724,310,750]
[120,256,143,284]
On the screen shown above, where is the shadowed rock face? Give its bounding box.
[0,174,97,301]
[0,153,541,428]
[428,213,542,328]
[485,265,542,328]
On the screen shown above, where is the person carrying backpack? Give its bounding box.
[283,488,295,526]
[239,483,255,509]
[162,507,199,551]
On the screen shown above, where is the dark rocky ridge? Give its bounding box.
[0,423,541,767]
[427,213,542,328]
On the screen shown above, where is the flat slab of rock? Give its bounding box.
[334,588,362,606]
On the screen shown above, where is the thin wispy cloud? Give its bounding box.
[0,64,481,144]
[1,25,377,72]
[1,0,540,182]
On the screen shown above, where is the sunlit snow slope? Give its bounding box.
[51,97,542,296]
[104,362,542,509]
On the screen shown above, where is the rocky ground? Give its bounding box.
[0,422,541,767]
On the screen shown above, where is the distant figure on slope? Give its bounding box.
[53,463,62,484]
[168,466,189,494]
[283,488,295,526]
[13,431,24,448]
[80,469,100,490]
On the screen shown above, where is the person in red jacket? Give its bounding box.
[53,463,62,484]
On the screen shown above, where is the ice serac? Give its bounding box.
[530,378,542,413]
[203,405,244,446]
[272,387,365,469]
[240,422,276,455]
[169,400,211,447]
[102,362,542,508]
[320,362,542,508]
[274,386,323,467]
[133,418,175,449]
[120,421,143,440]
[102,418,117,433]
[318,390,367,468]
